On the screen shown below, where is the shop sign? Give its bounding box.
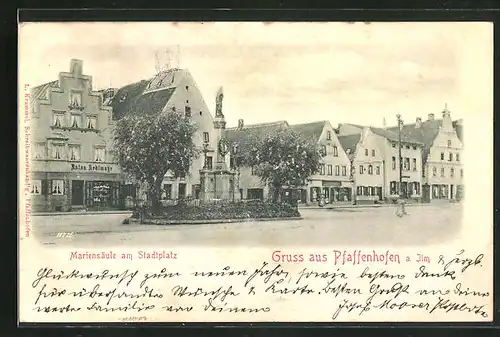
[70,162,116,173]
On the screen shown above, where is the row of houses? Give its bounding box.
[27,60,464,212]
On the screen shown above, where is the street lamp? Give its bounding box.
[396,114,404,200]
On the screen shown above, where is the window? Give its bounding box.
[376,166,380,175]
[392,143,396,148]
[413,146,417,150]
[70,114,81,128]
[69,91,82,108]
[390,182,397,195]
[412,158,417,171]
[371,149,375,157]
[52,180,64,195]
[69,145,81,161]
[94,147,105,162]
[333,146,338,157]
[433,167,437,176]
[450,168,455,177]
[447,140,451,148]
[441,167,445,177]
[321,145,327,156]
[163,184,172,199]
[320,164,325,175]
[327,131,331,140]
[406,145,410,149]
[365,149,368,156]
[342,166,347,176]
[53,113,65,127]
[359,165,364,174]
[456,153,460,162]
[52,144,65,160]
[327,165,332,175]
[449,153,453,162]
[203,132,210,143]
[392,156,396,170]
[404,157,410,171]
[185,86,189,91]
[33,143,45,159]
[86,116,97,129]
[368,165,373,175]
[185,105,191,117]
[335,165,340,176]
[440,152,444,160]
[30,180,41,195]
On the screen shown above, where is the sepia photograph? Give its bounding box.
[18,21,492,323]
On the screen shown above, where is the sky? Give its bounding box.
[19,22,492,128]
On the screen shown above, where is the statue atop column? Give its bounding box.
[215,86,224,118]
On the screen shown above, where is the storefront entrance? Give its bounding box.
[71,180,84,205]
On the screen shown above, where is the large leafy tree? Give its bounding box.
[242,126,321,202]
[113,110,199,212]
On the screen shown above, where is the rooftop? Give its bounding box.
[289,121,327,142]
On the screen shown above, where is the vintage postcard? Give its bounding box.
[18,21,493,323]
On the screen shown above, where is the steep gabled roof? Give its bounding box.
[453,119,464,143]
[226,121,289,152]
[30,80,59,112]
[289,121,326,142]
[369,126,423,146]
[337,134,361,159]
[386,119,442,148]
[107,68,186,120]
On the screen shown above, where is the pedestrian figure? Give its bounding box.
[396,199,408,217]
[318,193,325,207]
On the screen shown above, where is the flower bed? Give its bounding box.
[131,200,300,222]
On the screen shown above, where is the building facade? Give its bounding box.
[338,123,425,202]
[291,121,353,204]
[29,59,128,212]
[338,128,384,204]
[386,107,464,202]
[108,68,217,201]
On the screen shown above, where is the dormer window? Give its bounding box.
[333,146,338,157]
[327,131,331,140]
[185,105,191,117]
[185,86,189,91]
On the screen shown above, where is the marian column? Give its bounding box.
[213,86,229,170]
[199,86,239,201]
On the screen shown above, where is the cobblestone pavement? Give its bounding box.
[31,203,462,248]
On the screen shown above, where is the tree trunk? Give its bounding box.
[272,185,282,203]
[150,178,163,214]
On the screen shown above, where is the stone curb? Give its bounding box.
[300,203,459,210]
[33,211,133,216]
[132,216,303,226]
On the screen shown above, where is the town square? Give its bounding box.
[23,22,468,247]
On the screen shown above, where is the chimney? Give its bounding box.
[415,117,422,128]
[237,119,244,130]
[428,113,435,121]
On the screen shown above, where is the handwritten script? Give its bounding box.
[25,249,490,322]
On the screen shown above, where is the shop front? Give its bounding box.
[309,181,352,204]
[31,161,130,212]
